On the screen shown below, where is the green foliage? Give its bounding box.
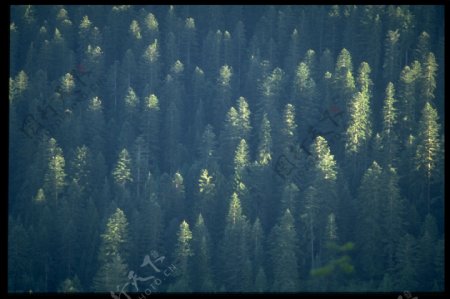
[270,209,300,291]
[191,214,214,291]
[8,5,444,293]
[281,103,297,150]
[257,113,272,165]
[345,91,372,155]
[234,139,249,175]
[98,208,129,261]
[383,29,401,82]
[415,102,441,179]
[420,52,438,104]
[93,208,129,291]
[112,148,133,186]
[198,169,214,195]
[311,136,337,181]
[143,39,159,63]
[44,138,66,201]
[58,276,82,292]
[124,86,139,109]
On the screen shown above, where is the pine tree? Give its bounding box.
[198,124,218,170]
[196,169,216,227]
[380,166,405,272]
[93,208,130,291]
[8,217,32,292]
[236,96,252,142]
[345,90,372,182]
[415,102,441,212]
[173,220,193,282]
[254,267,268,292]
[250,218,264,284]
[190,214,214,291]
[112,148,133,187]
[143,12,159,42]
[123,86,139,120]
[93,254,128,292]
[132,193,162,269]
[345,90,372,154]
[311,136,337,182]
[181,17,197,72]
[44,138,66,202]
[233,139,250,180]
[140,39,160,94]
[58,276,82,292]
[256,113,272,166]
[416,214,438,291]
[356,161,384,280]
[394,234,419,290]
[162,100,182,173]
[281,103,298,152]
[414,31,430,61]
[280,182,300,216]
[383,29,401,83]
[293,62,319,130]
[214,65,233,129]
[303,136,339,270]
[398,62,421,139]
[356,62,372,96]
[434,238,444,291]
[419,52,438,108]
[161,171,186,225]
[221,192,250,291]
[333,48,356,105]
[270,209,300,291]
[70,145,91,194]
[381,82,398,166]
[131,136,149,200]
[284,28,300,78]
[142,93,160,173]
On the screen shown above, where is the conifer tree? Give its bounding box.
[415,102,441,212]
[112,148,133,187]
[93,208,129,291]
[270,209,300,291]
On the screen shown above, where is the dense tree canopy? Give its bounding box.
[9,4,444,293]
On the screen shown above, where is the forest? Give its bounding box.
[8,5,444,293]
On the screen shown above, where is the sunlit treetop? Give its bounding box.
[112,5,131,12]
[143,39,159,63]
[56,8,68,21]
[89,96,102,111]
[145,12,159,31]
[79,15,91,31]
[129,20,142,40]
[219,65,232,87]
[185,17,195,30]
[60,73,75,94]
[171,60,184,75]
[145,94,159,111]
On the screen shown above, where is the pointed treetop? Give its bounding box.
[196,213,205,227]
[311,136,337,181]
[145,94,159,111]
[112,148,133,186]
[176,220,193,258]
[228,192,244,226]
[145,13,159,31]
[79,15,91,30]
[234,139,249,172]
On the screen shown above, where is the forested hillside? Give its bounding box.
[9,5,444,293]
